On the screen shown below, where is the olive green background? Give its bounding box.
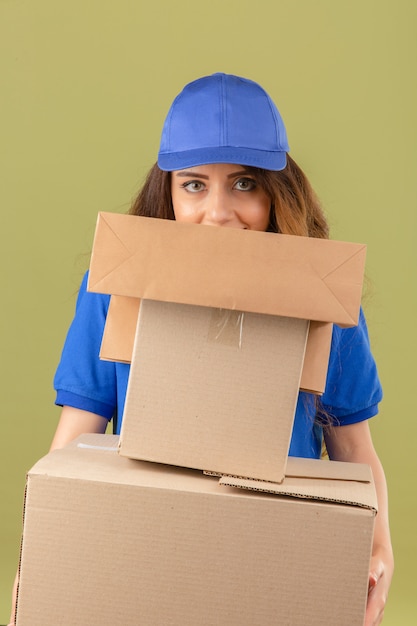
[1,1,416,623]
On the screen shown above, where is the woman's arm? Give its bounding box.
[49,405,109,451]
[324,420,394,626]
[8,406,109,625]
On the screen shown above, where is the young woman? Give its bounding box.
[10,73,393,626]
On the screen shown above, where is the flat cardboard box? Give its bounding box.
[99,294,333,394]
[16,435,377,626]
[88,213,366,326]
[119,300,309,482]
[87,213,365,394]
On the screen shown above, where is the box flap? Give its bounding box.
[219,457,377,511]
[73,433,120,451]
[100,295,139,363]
[205,457,371,482]
[300,321,332,393]
[27,435,223,496]
[285,456,373,482]
[88,212,366,327]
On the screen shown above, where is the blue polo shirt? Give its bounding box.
[54,272,383,459]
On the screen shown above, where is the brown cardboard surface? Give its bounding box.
[16,435,376,626]
[220,472,377,510]
[88,212,366,327]
[285,454,374,483]
[99,294,136,363]
[99,295,334,394]
[203,455,375,483]
[118,300,309,482]
[100,294,139,363]
[300,320,333,393]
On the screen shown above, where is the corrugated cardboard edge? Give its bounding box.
[219,456,378,511]
[205,457,372,481]
[99,295,333,395]
[15,482,28,625]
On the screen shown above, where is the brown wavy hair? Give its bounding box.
[129,155,329,240]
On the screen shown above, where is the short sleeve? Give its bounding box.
[320,308,383,426]
[54,272,117,420]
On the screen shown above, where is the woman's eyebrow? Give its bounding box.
[227,170,250,178]
[175,171,209,179]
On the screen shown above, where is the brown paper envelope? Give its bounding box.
[88,212,366,327]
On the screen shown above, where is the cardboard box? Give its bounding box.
[88,213,366,326]
[16,435,376,626]
[87,213,366,394]
[99,294,333,394]
[120,300,309,482]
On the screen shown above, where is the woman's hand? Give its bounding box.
[365,547,394,626]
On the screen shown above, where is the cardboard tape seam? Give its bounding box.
[208,309,245,348]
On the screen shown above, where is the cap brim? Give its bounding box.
[158,146,288,172]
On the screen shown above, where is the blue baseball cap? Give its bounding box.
[158,73,289,172]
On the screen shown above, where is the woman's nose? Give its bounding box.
[204,189,232,225]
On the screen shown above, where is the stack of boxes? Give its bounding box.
[15,213,377,626]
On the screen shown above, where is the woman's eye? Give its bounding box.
[182,180,205,192]
[234,177,256,191]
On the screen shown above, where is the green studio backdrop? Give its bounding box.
[1,1,416,623]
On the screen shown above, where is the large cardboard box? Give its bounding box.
[16,435,376,626]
